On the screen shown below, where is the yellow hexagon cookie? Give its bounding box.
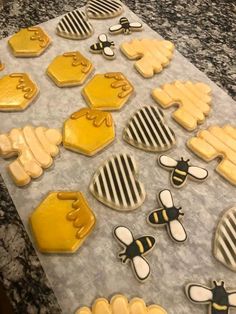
[30,191,96,253]
[82,72,134,111]
[0,73,39,111]
[63,108,115,156]
[8,27,51,57]
[76,295,167,314]
[46,51,94,87]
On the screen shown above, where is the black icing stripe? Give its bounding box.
[87,0,122,16]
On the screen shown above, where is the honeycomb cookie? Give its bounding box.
[187,125,236,185]
[30,191,96,253]
[47,51,93,87]
[120,38,174,78]
[89,153,146,211]
[76,294,167,314]
[152,81,212,131]
[86,0,123,19]
[214,206,236,272]
[63,108,115,156]
[82,72,134,111]
[123,105,176,152]
[57,9,93,40]
[8,27,51,57]
[0,73,39,111]
[0,126,62,186]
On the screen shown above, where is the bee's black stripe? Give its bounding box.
[57,9,93,39]
[90,154,145,210]
[124,106,175,152]
[87,0,123,18]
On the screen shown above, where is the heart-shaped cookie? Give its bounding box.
[214,206,236,272]
[86,0,123,19]
[123,105,176,152]
[89,153,146,211]
[56,9,93,40]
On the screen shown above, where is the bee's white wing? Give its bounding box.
[113,226,134,246]
[188,166,208,180]
[229,293,236,307]
[103,47,115,57]
[186,284,213,303]
[167,220,187,242]
[159,155,178,168]
[129,22,143,28]
[159,189,173,208]
[109,24,123,32]
[99,33,108,42]
[132,256,150,281]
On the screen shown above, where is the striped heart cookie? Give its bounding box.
[86,0,123,19]
[214,206,236,272]
[89,154,146,211]
[56,9,93,40]
[123,106,176,152]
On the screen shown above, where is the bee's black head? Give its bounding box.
[212,281,228,306]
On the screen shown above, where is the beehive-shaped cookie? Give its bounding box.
[76,295,167,314]
[187,125,236,185]
[0,126,62,186]
[120,38,174,78]
[152,81,212,131]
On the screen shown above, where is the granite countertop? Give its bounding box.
[0,1,235,313]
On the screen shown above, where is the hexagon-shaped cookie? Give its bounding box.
[63,108,115,156]
[82,72,134,111]
[8,27,51,57]
[47,51,93,87]
[30,191,96,253]
[0,73,39,111]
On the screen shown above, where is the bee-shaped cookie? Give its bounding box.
[109,17,142,35]
[90,34,115,59]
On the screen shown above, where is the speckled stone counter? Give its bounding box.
[0,1,235,313]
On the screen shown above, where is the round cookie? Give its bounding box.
[86,0,123,19]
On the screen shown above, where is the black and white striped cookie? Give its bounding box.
[89,154,146,211]
[214,206,236,272]
[86,0,123,19]
[123,105,176,152]
[56,9,93,40]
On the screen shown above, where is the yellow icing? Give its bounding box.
[8,27,51,57]
[63,108,115,156]
[47,51,93,87]
[30,191,96,253]
[0,73,39,111]
[0,61,4,71]
[82,72,134,111]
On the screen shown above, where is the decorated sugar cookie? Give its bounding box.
[187,125,236,185]
[148,189,187,243]
[0,126,62,186]
[0,73,39,111]
[76,294,167,314]
[47,51,93,87]
[152,81,212,131]
[186,280,236,314]
[8,27,51,57]
[113,226,155,282]
[120,38,174,78]
[63,108,115,156]
[57,9,93,40]
[82,72,134,111]
[90,34,115,60]
[158,155,208,188]
[123,105,176,152]
[86,0,123,19]
[30,191,96,253]
[89,153,146,211]
[109,17,143,35]
[0,60,4,71]
[214,206,236,272]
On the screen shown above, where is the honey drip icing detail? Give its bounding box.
[71,108,113,127]
[28,27,49,48]
[10,73,37,99]
[105,72,134,98]
[57,192,96,239]
[63,52,92,73]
